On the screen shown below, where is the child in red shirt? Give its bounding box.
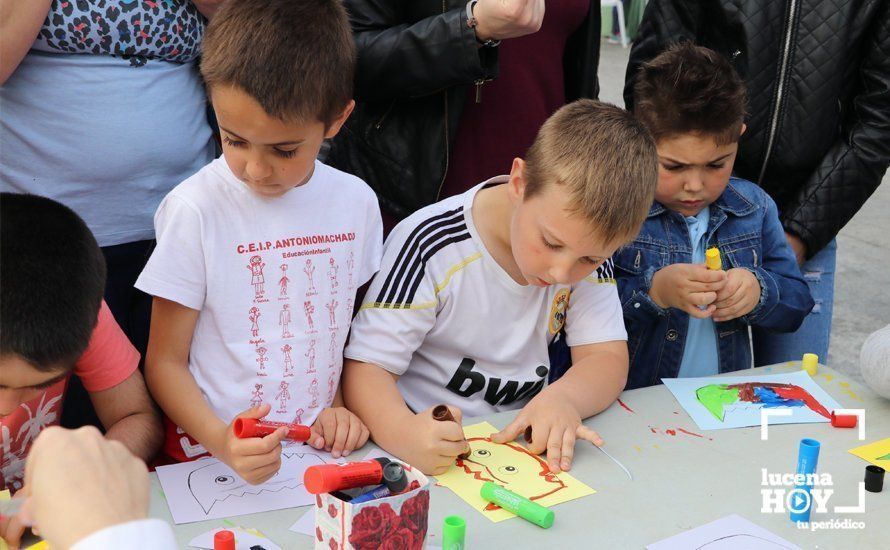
[0,194,162,547]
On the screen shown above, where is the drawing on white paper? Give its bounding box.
[157,449,343,524]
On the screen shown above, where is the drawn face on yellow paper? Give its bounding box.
[457,438,567,509]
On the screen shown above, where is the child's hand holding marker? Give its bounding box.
[491,390,603,474]
[648,263,727,318]
[220,403,288,485]
[308,407,370,458]
[401,405,470,476]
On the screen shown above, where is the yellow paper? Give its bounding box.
[24,543,50,550]
[849,437,890,468]
[435,422,595,522]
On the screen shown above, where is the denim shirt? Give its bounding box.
[615,178,815,390]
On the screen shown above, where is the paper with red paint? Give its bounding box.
[663,371,843,431]
[435,422,595,522]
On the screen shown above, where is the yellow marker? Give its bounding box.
[705,247,722,270]
[705,246,723,271]
[802,353,819,376]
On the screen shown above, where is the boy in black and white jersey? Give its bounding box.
[343,101,658,475]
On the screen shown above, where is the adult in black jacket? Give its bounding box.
[624,0,890,366]
[326,0,602,223]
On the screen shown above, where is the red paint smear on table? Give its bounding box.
[678,428,714,441]
[617,399,635,414]
[649,426,658,434]
[666,429,677,436]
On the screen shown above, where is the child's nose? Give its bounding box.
[549,258,575,285]
[684,171,705,192]
[245,157,272,182]
[0,390,24,416]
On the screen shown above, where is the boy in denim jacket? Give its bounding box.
[616,43,814,390]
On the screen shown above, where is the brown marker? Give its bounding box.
[432,404,470,459]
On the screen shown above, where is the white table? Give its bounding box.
[150,363,890,548]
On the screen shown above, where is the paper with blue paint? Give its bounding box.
[662,371,843,430]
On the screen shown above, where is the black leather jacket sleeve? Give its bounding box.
[783,5,890,255]
[345,0,498,102]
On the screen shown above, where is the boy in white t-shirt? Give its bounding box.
[136,0,382,484]
[343,101,658,475]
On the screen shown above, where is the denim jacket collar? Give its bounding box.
[647,179,759,219]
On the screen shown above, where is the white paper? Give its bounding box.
[647,514,801,549]
[289,509,316,537]
[188,527,282,550]
[157,445,343,524]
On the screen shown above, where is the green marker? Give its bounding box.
[480,482,554,529]
[442,515,466,549]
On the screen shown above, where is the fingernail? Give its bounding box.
[343,450,350,456]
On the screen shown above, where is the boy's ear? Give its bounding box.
[323,100,356,139]
[507,157,527,205]
[739,122,747,137]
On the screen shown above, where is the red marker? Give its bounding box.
[303,457,391,494]
[233,417,311,442]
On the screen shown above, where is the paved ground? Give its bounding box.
[598,41,890,382]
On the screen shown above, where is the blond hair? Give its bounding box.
[524,100,658,244]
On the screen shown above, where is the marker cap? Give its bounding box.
[480,482,553,529]
[801,353,819,376]
[214,530,235,550]
[865,465,885,493]
[383,462,408,494]
[830,411,857,428]
[442,515,466,550]
[705,247,722,270]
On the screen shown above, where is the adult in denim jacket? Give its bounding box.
[616,177,814,389]
[616,44,813,390]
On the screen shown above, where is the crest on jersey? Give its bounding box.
[548,288,571,335]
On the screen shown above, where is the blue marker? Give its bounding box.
[790,438,820,523]
[350,462,409,504]
[350,484,391,503]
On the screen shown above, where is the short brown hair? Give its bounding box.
[201,0,355,125]
[633,42,746,145]
[524,100,658,245]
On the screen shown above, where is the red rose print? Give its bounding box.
[381,527,416,550]
[398,490,430,546]
[348,503,400,550]
[328,503,338,518]
[329,536,339,550]
[316,526,323,542]
[316,494,323,508]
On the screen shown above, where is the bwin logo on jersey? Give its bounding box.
[445,358,549,407]
[548,288,570,335]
